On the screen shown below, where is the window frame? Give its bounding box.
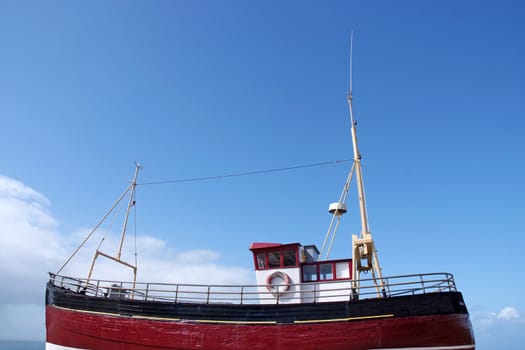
[300,259,352,282]
[252,244,300,270]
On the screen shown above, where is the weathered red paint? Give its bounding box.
[46,305,475,350]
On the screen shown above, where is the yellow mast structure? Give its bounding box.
[320,34,385,297]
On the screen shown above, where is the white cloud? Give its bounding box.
[55,229,252,286]
[0,177,63,304]
[473,306,524,350]
[175,249,221,264]
[0,175,49,206]
[497,306,520,320]
[0,176,57,251]
[0,174,253,340]
[474,306,523,335]
[476,306,521,326]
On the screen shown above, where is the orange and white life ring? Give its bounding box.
[265,271,291,296]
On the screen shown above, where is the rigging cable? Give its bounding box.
[133,193,138,269]
[138,159,351,186]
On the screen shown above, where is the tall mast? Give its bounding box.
[56,164,142,276]
[347,89,369,236]
[117,163,142,260]
[84,164,142,291]
[347,33,369,235]
[346,34,385,296]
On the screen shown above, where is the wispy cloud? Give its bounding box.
[476,306,521,328]
[496,306,520,321]
[0,174,253,340]
[0,175,50,206]
[473,306,524,349]
[0,176,62,304]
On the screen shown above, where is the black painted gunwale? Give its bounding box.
[46,282,469,324]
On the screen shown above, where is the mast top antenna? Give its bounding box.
[349,31,354,96]
[348,31,356,126]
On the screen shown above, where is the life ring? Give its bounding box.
[265,271,291,296]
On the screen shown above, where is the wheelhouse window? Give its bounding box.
[302,264,317,282]
[256,253,266,269]
[319,263,333,280]
[251,244,300,270]
[283,249,297,267]
[336,262,350,278]
[300,259,352,282]
[268,251,281,268]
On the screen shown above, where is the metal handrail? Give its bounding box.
[48,272,457,305]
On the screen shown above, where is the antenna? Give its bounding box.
[349,31,354,96]
[345,34,386,296]
[348,31,356,126]
[320,32,357,260]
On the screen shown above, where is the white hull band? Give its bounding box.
[46,342,87,350]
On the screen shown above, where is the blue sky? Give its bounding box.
[1,1,524,348]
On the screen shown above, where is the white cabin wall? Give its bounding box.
[315,281,353,302]
[254,268,353,304]
[255,267,301,304]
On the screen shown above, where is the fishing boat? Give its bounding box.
[45,54,475,350]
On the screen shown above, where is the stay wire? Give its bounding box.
[133,195,137,269]
[138,159,352,186]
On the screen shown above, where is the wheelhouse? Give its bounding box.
[249,242,353,304]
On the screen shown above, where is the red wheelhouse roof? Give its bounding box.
[249,242,301,251]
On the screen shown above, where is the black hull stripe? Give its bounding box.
[46,282,469,324]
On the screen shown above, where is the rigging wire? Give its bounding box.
[138,159,352,186]
[56,183,133,274]
[133,195,138,269]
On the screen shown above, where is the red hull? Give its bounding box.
[46,305,475,350]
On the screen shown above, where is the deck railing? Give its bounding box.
[48,272,456,305]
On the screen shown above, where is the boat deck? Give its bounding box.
[48,272,458,305]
